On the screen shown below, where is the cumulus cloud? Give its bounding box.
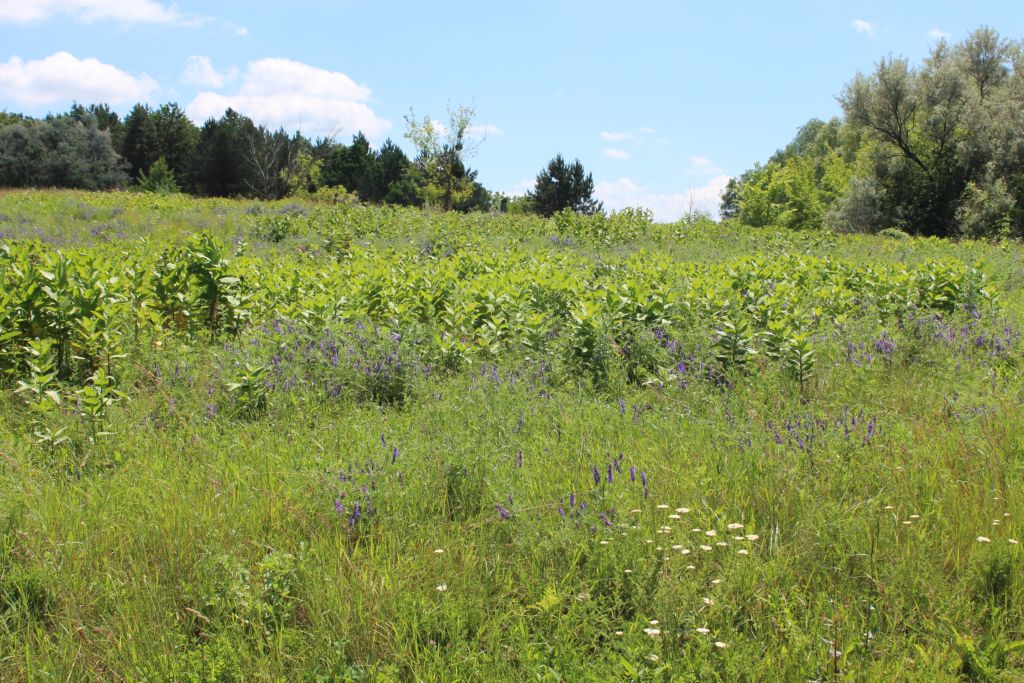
[180,56,237,88]
[595,174,731,222]
[185,57,390,138]
[929,27,950,40]
[0,0,185,25]
[851,19,875,36]
[603,148,630,160]
[0,51,157,106]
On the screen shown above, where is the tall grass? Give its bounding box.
[0,190,1022,680]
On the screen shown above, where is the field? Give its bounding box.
[1,190,1024,681]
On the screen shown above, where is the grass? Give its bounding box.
[1,190,1023,680]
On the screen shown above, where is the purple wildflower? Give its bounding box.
[392,446,399,464]
[496,504,511,520]
[593,465,601,485]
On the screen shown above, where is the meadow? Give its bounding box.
[1,190,1023,681]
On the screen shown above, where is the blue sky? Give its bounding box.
[1,1,1021,219]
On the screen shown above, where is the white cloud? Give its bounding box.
[180,56,237,89]
[599,127,655,142]
[0,0,184,25]
[603,148,630,160]
[688,155,723,175]
[185,57,390,138]
[467,123,503,138]
[851,19,875,36]
[595,174,731,222]
[929,27,950,40]
[506,178,535,196]
[0,51,157,106]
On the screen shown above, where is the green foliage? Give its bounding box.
[0,113,126,189]
[730,27,1024,238]
[404,105,480,211]
[225,362,270,419]
[956,172,1016,239]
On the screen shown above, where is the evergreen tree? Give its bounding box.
[121,104,158,180]
[151,103,198,189]
[322,132,375,199]
[529,154,603,216]
[192,109,256,197]
[368,138,411,203]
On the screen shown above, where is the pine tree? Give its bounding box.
[529,154,603,216]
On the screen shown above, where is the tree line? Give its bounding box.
[0,101,603,216]
[722,26,1024,238]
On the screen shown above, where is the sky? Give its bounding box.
[1,1,1022,220]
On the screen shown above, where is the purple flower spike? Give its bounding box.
[381,433,387,448]
[392,446,399,464]
[593,465,601,485]
[599,513,612,526]
[607,465,614,483]
[516,449,523,468]
[496,504,511,520]
[334,500,344,515]
[630,466,636,483]
[569,492,576,509]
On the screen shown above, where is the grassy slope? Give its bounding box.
[1,190,1023,681]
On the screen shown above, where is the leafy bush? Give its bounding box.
[878,227,911,240]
